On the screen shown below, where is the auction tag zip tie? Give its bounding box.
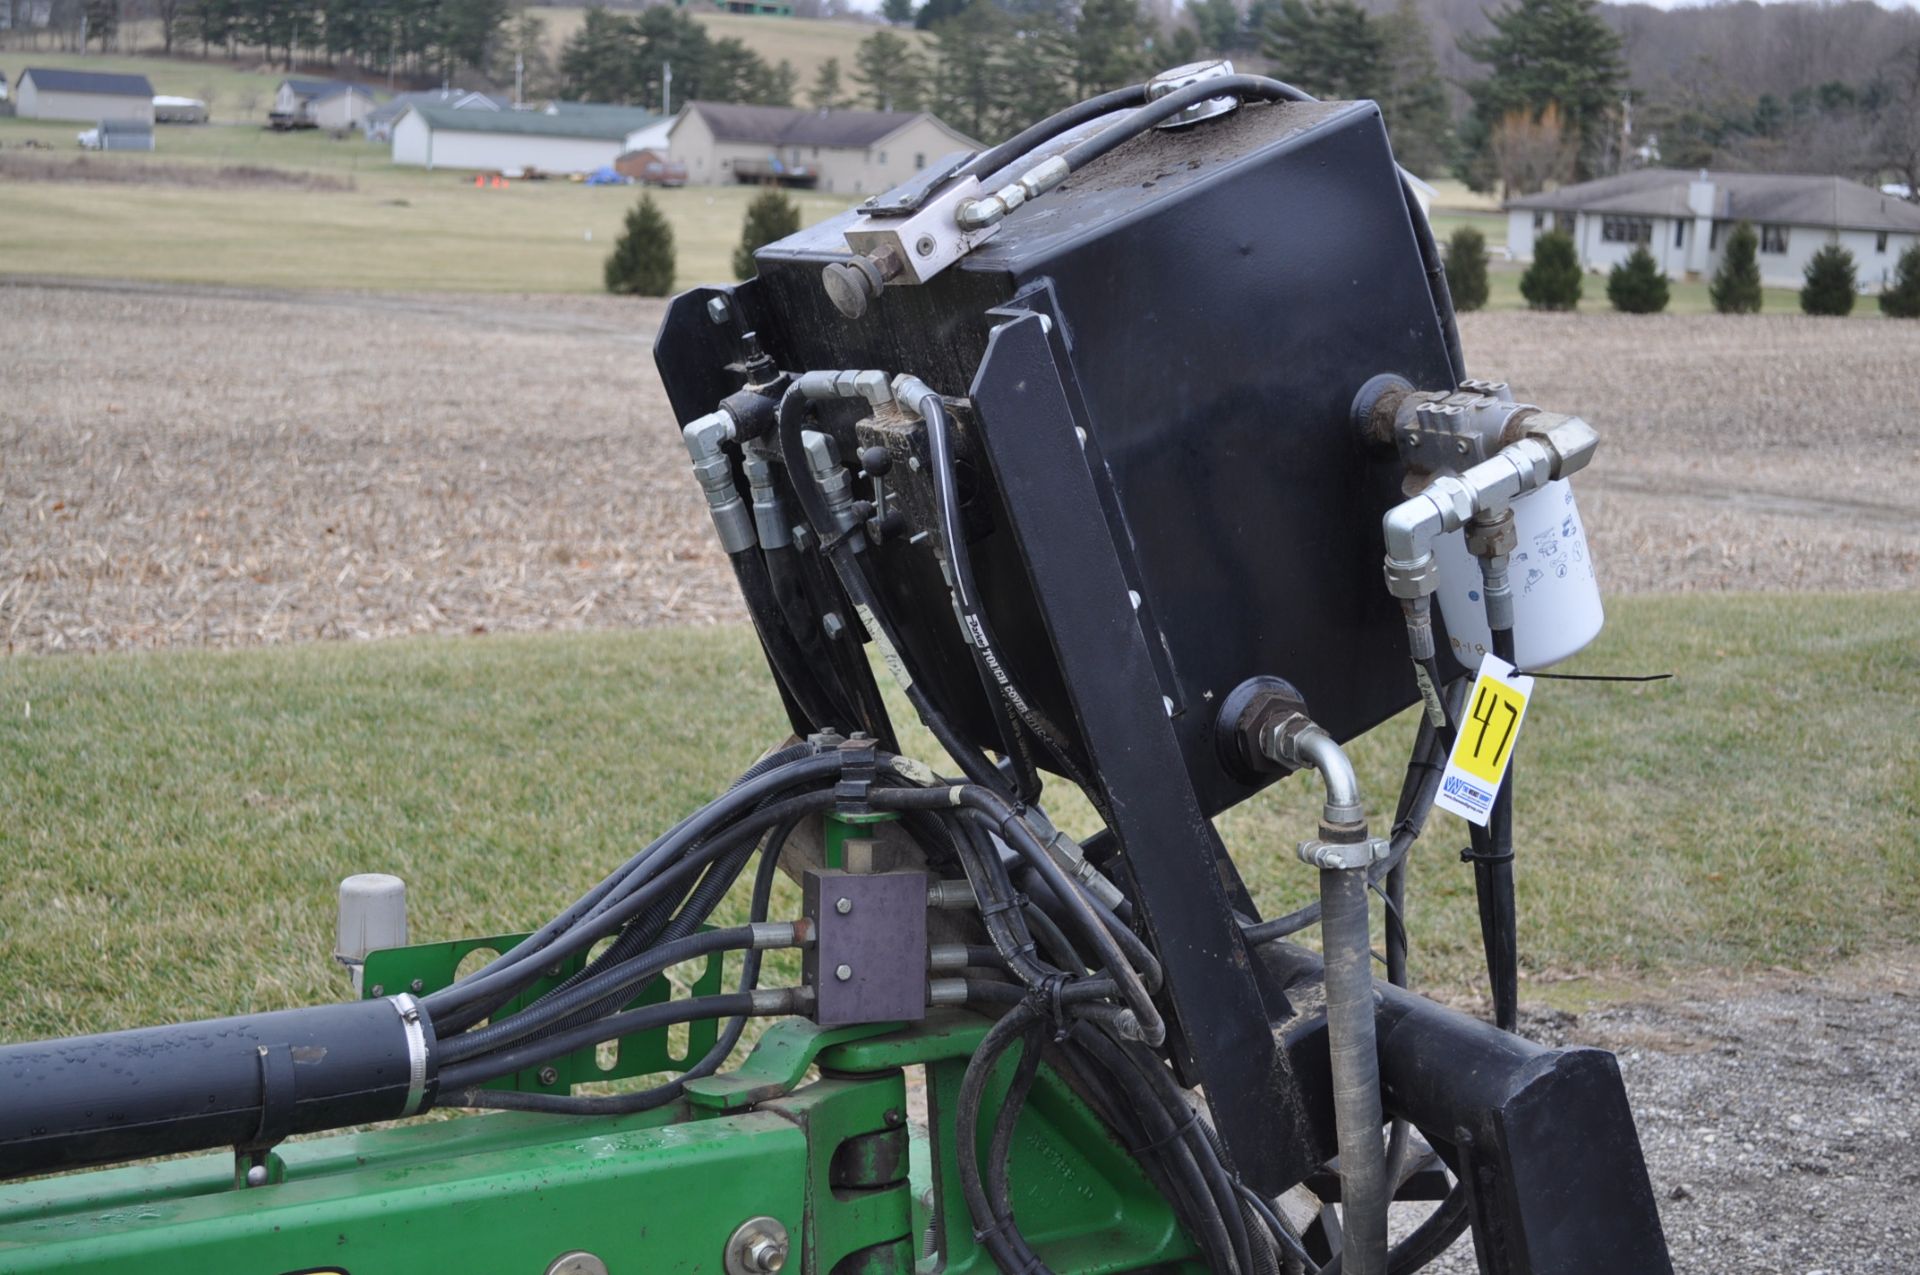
[1434,653,1534,828]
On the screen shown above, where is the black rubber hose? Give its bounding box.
[730,547,846,732]
[961,83,1150,181]
[1321,865,1388,1275]
[426,751,841,1027]
[437,991,761,1094]
[1058,75,1311,173]
[983,1018,1053,1274]
[429,785,840,1026]
[438,925,763,1065]
[955,1005,1047,1274]
[447,816,800,1116]
[1480,625,1519,1032]
[876,785,1162,1044]
[922,393,1093,790]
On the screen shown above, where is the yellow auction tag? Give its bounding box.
[1434,654,1534,827]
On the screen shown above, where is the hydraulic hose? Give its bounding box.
[1319,865,1388,1275]
[437,992,765,1093]
[960,83,1150,181]
[729,547,846,732]
[1477,622,1520,1032]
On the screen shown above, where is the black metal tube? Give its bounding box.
[0,996,435,1180]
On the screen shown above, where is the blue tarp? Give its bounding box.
[584,166,631,185]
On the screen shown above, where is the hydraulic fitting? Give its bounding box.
[956,155,1070,231]
[683,409,754,554]
[1259,714,1364,831]
[741,451,790,550]
[797,368,893,407]
[801,430,859,534]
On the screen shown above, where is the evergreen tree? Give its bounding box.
[916,0,967,29]
[1074,0,1148,95]
[768,60,800,107]
[1264,0,1383,100]
[882,0,916,24]
[809,57,849,110]
[1444,224,1490,312]
[1880,243,1920,318]
[854,30,926,112]
[1459,0,1625,185]
[1519,230,1582,309]
[1710,221,1763,314]
[995,23,1075,137]
[1376,0,1450,175]
[734,187,802,279]
[1606,245,1670,313]
[928,0,1009,141]
[1799,244,1857,316]
[605,195,676,297]
[1191,0,1244,52]
[1166,25,1203,65]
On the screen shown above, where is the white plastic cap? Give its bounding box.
[336,873,408,964]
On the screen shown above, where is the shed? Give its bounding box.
[391,102,664,174]
[96,117,155,151]
[14,67,154,125]
[667,102,978,195]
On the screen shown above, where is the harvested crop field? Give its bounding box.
[2,280,1915,653]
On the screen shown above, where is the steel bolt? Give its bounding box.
[707,295,733,326]
[245,1164,268,1187]
[538,1065,560,1086]
[369,984,384,997]
[835,897,852,914]
[835,963,853,981]
[726,1217,790,1275]
[915,234,937,257]
[409,978,425,994]
[821,611,846,640]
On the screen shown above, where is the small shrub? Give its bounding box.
[1606,244,1670,314]
[1519,230,1581,310]
[1710,221,1763,314]
[604,194,675,297]
[1444,224,1490,312]
[1878,243,1920,319]
[733,186,802,280]
[1800,243,1857,316]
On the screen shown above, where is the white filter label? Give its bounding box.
[1434,653,1535,827]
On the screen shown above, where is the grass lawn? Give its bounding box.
[0,118,855,293]
[2,592,1914,1041]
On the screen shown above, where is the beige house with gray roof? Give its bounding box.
[1507,169,1920,290]
[667,102,979,196]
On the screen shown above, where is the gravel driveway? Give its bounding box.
[1411,955,1920,1274]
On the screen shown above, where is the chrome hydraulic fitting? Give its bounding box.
[682,409,753,554]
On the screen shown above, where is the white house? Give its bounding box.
[273,78,377,131]
[14,67,154,124]
[391,102,663,174]
[667,101,979,195]
[1507,169,1920,290]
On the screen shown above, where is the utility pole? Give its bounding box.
[663,61,672,116]
[515,52,525,107]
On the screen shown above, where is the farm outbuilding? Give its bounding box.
[1507,169,1920,290]
[363,88,508,142]
[273,79,377,131]
[666,101,978,195]
[391,102,664,174]
[13,68,154,125]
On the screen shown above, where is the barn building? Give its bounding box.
[390,102,665,174]
[363,89,509,142]
[13,68,154,124]
[1507,169,1920,290]
[667,101,978,195]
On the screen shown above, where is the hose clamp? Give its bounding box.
[1296,836,1390,871]
[389,993,431,1117]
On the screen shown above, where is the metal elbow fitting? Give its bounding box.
[956,155,1070,231]
[683,410,754,554]
[1258,715,1366,833]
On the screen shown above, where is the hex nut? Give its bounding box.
[725,1217,791,1275]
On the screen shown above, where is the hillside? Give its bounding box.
[0,12,926,123]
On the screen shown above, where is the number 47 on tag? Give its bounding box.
[1434,654,1534,828]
